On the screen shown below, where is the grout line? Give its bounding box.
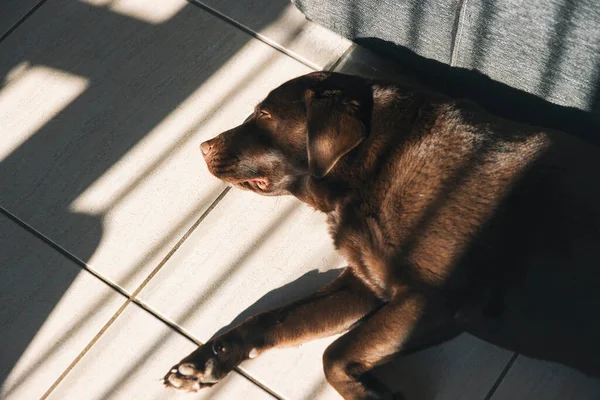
[37,186,231,398]
[449,0,469,67]
[110,13,352,399]
[2,2,357,391]
[124,186,231,300]
[0,0,50,43]
[0,205,133,300]
[40,296,131,400]
[3,3,354,395]
[328,43,356,72]
[186,0,320,71]
[131,297,284,400]
[2,2,346,398]
[483,352,519,400]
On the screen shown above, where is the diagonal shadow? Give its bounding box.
[6,21,311,386]
[1,186,225,397]
[213,267,344,338]
[0,0,299,396]
[536,0,577,99]
[92,201,300,399]
[92,22,308,215]
[406,0,426,53]
[469,0,497,71]
[2,1,598,399]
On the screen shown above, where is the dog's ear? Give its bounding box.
[305,90,367,178]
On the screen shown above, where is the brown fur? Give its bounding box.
[164,72,600,399]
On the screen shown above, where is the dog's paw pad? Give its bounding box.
[178,363,198,376]
[163,363,216,392]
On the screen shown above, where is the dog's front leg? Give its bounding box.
[163,267,382,392]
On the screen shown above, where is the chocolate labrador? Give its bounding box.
[163,71,600,399]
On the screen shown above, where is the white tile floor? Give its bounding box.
[1,1,599,399]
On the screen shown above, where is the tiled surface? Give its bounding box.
[1,0,597,399]
[196,0,351,69]
[372,334,512,400]
[137,189,513,400]
[138,190,346,399]
[48,305,274,400]
[0,0,312,292]
[490,356,600,400]
[0,214,125,400]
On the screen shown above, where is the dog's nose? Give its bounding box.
[200,141,212,156]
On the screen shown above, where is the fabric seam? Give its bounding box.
[450,0,469,67]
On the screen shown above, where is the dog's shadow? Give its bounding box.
[212,268,343,337]
[212,267,445,399]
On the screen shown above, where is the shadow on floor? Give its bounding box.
[213,268,344,337]
[0,0,293,396]
[353,37,600,147]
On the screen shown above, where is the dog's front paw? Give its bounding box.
[163,360,219,392]
[163,338,249,392]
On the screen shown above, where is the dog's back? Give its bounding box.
[439,108,600,377]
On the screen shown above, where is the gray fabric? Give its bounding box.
[293,0,460,65]
[455,0,600,113]
[292,0,600,141]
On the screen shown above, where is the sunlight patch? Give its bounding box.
[69,40,276,214]
[80,0,186,24]
[0,64,89,162]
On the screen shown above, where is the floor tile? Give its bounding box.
[0,213,125,400]
[48,304,274,400]
[196,0,351,69]
[490,355,600,400]
[0,0,41,38]
[372,335,513,400]
[0,0,312,291]
[334,44,431,89]
[138,190,346,399]
[334,45,411,81]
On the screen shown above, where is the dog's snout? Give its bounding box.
[200,140,212,156]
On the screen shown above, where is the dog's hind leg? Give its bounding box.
[322,292,460,400]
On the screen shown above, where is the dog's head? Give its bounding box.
[200,72,372,196]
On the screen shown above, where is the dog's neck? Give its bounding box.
[288,136,393,214]
[289,174,350,213]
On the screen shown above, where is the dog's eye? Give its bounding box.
[258,110,270,119]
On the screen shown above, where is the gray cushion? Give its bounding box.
[293,0,459,65]
[455,0,600,114]
[292,0,600,143]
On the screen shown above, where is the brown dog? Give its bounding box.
[163,71,600,399]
